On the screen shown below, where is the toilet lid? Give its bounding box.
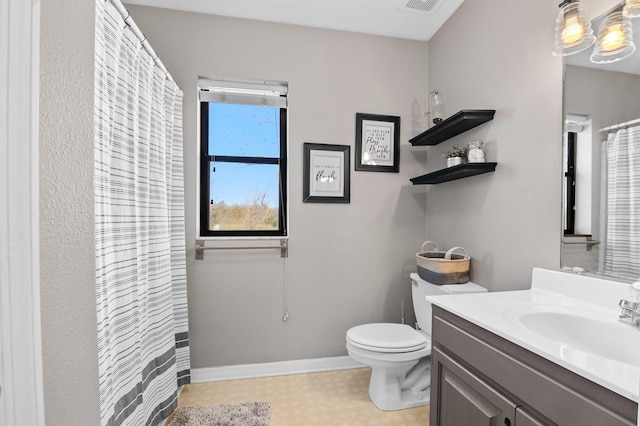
[346,323,427,353]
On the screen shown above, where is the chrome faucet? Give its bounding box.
[619,299,640,326]
[619,281,640,327]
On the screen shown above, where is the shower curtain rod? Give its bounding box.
[599,117,640,133]
[107,0,175,83]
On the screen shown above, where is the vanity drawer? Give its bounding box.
[431,306,637,426]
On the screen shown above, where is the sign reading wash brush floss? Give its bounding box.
[355,113,400,173]
[363,122,392,163]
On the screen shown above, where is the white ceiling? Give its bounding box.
[123,0,639,73]
[123,0,465,41]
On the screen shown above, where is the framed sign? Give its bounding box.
[355,113,400,173]
[303,143,350,203]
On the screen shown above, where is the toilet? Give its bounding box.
[345,272,487,411]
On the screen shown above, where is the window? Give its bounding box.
[199,79,288,238]
[562,114,592,237]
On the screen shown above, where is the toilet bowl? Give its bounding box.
[346,323,432,410]
[346,272,487,411]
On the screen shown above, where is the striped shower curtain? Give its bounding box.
[603,125,640,279]
[94,1,190,425]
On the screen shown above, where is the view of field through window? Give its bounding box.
[207,103,281,231]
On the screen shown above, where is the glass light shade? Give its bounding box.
[552,1,596,56]
[623,0,640,18]
[429,90,444,124]
[590,10,636,63]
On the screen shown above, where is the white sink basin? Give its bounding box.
[516,309,640,366]
[427,268,640,402]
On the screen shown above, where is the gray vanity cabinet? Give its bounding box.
[432,346,519,425]
[515,408,547,426]
[430,306,637,426]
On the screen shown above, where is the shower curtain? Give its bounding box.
[94,1,190,425]
[603,124,640,279]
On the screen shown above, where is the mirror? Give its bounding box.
[561,0,640,281]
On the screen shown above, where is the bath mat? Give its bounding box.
[169,401,270,426]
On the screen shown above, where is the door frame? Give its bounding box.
[0,0,45,424]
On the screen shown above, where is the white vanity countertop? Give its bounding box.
[426,267,640,403]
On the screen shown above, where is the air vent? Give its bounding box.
[399,0,442,13]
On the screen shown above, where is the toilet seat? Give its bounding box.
[346,323,427,353]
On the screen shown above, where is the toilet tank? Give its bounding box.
[410,272,487,334]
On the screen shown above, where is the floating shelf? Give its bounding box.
[410,162,497,185]
[409,110,496,146]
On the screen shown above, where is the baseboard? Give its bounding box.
[191,356,365,384]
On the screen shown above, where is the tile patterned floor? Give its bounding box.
[174,368,429,425]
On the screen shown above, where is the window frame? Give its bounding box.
[564,131,577,235]
[198,89,288,239]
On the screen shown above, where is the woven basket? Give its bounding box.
[416,241,470,285]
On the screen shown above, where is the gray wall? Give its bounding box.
[39,0,100,424]
[425,0,564,292]
[127,6,430,368]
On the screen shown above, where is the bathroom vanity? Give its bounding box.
[427,268,640,426]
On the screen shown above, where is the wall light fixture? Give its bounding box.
[590,8,636,63]
[624,0,640,18]
[553,0,638,64]
[552,0,595,56]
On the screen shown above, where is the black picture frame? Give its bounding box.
[303,143,350,203]
[355,113,400,173]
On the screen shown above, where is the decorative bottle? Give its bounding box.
[430,90,444,124]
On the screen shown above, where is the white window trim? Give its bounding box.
[196,77,290,241]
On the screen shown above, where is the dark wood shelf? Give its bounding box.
[409,109,495,146]
[410,162,497,185]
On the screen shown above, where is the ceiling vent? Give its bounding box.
[399,0,442,14]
